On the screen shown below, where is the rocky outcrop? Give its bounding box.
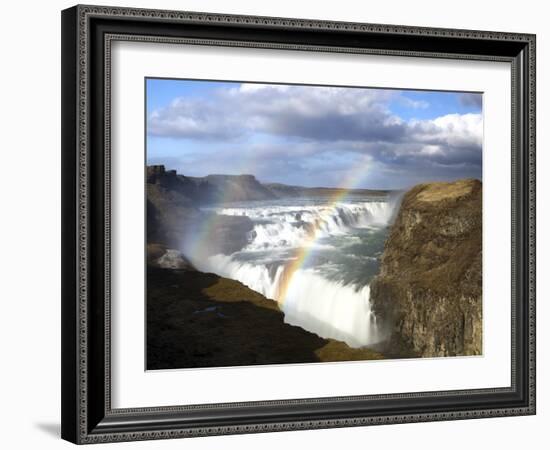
[147,244,196,270]
[370,179,482,358]
[148,165,276,205]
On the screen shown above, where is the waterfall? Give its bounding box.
[189,199,395,348]
[218,201,393,251]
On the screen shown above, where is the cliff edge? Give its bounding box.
[370,179,482,357]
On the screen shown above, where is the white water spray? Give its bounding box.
[218,201,393,251]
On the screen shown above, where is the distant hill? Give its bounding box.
[190,173,277,202]
[264,182,389,199]
[147,165,389,206]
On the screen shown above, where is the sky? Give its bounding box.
[146,78,482,190]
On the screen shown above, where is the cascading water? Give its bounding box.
[189,196,396,348]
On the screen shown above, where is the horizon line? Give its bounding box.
[147,164,481,192]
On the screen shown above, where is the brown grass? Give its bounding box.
[416,179,478,203]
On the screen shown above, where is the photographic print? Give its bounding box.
[61,8,536,442]
[145,79,483,370]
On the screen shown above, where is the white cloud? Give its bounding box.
[410,113,482,148]
[148,83,482,187]
[149,84,399,140]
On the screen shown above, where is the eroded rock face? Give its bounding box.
[370,179,482,357]
[146,165,254,254]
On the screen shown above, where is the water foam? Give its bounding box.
[218,201,393,251]
[282,269,383,347]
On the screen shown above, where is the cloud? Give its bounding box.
[148,84,402,141]
[148,97,244,139]
[147,83,482,188]
[398,96,429,109]
[307,112,482,172]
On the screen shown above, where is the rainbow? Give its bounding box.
[184,153,374,306]
[184,178,244,261]
[184,146,266,260]
[274,155,373,305]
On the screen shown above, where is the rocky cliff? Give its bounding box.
[147,165,254,253]
[148,165,276,206]
[370,179,482,358]
[147,166,203,248]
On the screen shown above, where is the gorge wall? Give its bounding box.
[147,165,255,254]
[370,179,482,358]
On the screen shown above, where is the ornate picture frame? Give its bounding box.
[61,4,536,444]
